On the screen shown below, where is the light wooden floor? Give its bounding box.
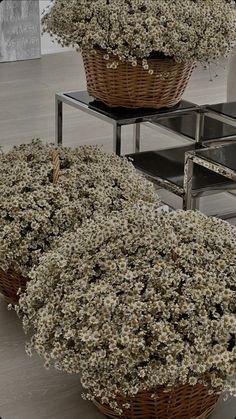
[0,52,235,419]
[0,51,235,219]
[0,52,229,151]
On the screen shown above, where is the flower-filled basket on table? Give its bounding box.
[81,49,195,109]
[0,141,160,304]
[42,0,236,108]
[17,207,236,419]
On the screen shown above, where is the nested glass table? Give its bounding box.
[184,142,236,210]
[55,92,236,211]
[55,91,200,155]
[154,101,236,145]
[206,101,236,129]
[127,143,235,210]
[126,101,236,211]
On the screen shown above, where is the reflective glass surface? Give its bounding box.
[65,91,197,123]
[207,102,236,119]
[195,143,236,172]
[155,114,236,141]
[127,145,234,191]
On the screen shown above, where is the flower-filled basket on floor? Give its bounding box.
[0,141,160,304]
[17,208,236,419]
[42,0,236,108]
[0,144,61,304]
[94,384,219,419]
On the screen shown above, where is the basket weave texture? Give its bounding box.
[0,151,60,305]
[93,384,219,419]
[0,268,28,305]
[82,49,195,109]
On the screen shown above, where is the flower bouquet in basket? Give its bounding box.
[17,206,236,419]
[0,140,160,304]
[42,0,236,108]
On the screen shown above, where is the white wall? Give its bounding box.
[39,0,72,55]
[227,48,236,102]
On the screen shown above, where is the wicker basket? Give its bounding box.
[82,49,195,109]
[0,268,28,305]
[93,384,219,419]
[0,151,60,305]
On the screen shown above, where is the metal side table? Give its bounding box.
[152,101,236,146]
[127,142,236,211]
[55,91,201,155]
[205,102,236,133]
[184,143,236,213]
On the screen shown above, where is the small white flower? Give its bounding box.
[18,208,236,412]
[42,0,236,66]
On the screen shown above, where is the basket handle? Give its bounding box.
[52,150,60,185]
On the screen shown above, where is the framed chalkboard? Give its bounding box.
[0,0,41,62]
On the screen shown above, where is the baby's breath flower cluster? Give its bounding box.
[18,208,236,412]
[0,140,159,276]
[42,0,236,68]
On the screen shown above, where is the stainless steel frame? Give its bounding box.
[55,92,200,155]
[55,91,236,216]
[183,146,236,211]
[133,142,201,211]
[206,109,236,129]
[200,106,236,145]
[55,93,140,156]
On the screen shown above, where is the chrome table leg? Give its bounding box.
[133,123,141,153]
[113,123,122,156]
[183,152,195,210]
[195,110,205,144]
[55,97,63,146]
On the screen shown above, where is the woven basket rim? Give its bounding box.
[82,47,195,66]
[94,382,219,399]
[93,383,220,419]
[81,47,196,64]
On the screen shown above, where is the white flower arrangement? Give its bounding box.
[42,0,236,68]
[17,207,236,413]
[0,140,159,276]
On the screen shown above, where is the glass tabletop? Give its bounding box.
[155,114,236,141]
[64,91,198,123]
[207,102,236,120]
[127,145,234,190]
[195,143,236,172]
